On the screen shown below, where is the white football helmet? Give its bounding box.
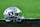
[3,6,24,22]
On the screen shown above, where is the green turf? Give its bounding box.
[0,0,40,19]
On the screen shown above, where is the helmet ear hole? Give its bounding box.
[12,12,13,14]
[8,12,13,16]
[8,13,10,16]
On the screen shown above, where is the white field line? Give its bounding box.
[0,18,40,20]
[26,18,40,19]
[0,19,5,20]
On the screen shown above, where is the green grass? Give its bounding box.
[0,0,40,19]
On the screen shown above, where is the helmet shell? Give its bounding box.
[3,6,22,18]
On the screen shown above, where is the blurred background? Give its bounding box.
[0,0,40,19]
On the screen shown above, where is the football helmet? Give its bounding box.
[3,6,25,22]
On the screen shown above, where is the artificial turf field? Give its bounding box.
[0,0,40,19]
